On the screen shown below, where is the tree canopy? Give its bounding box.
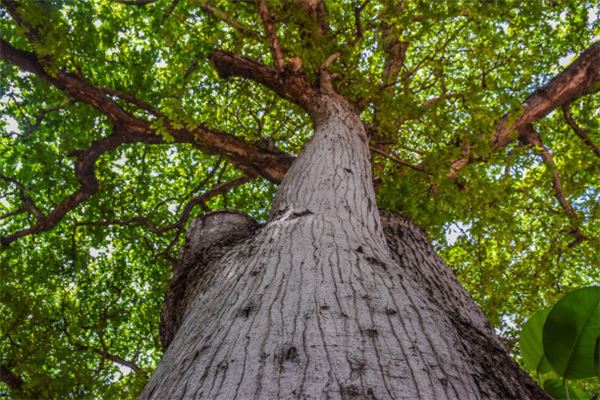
[0,0,598,397]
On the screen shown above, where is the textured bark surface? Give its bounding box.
[143,95,547,399]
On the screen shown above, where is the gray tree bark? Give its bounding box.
[142,94,547,399]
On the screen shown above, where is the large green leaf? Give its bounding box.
[521,307,553,375]
[543,287,600,379]
[543,379,590,400]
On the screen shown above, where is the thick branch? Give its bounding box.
[494,42,600,149]
[209,49,320,114]
[0,39,294,182]
[0,130,161,246]
[449,42,600,176]
[0,38,141,128]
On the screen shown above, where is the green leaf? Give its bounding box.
[543,287,600,379]
[521,307,553,376]
[543,379,590,400]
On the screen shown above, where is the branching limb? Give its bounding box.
[494,42,600,150]
[0,38,294,182]
[319,51,341,92]
[448,41,600,177]
[257,0,285,70]
[0,129,163,246]
[562,103,600,158]
[520,126,586,245]
[209,50,319,114]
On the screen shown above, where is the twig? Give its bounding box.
[197,1,260,38]
[562,103,600,158]
[520,125,586,245]
[370,146,425,173]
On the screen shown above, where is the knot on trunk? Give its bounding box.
[160,210,258,350]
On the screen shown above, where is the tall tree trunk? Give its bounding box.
[142,94,547,399]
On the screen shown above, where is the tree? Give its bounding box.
[0,0,598,398]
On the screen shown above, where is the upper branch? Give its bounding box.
[494,42,600,149]
[0,129,162,246]
[0,39,294,182]
[209,49,320,114]
[257,0,285,70]
[562,103,600,158]
[449,41,600,176]
[519,126,586,245]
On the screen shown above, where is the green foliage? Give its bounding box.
[544,379,591,400]
[1,0,599,397]
[521,308,553,378]
[520,287,600,399]
[543,287,600,380]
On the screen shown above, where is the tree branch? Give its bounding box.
[369,146,425,173]
[562,103,600,158]
[520,126,586,245]
[196,1,260,38]
[0,174,45,222]
[73,343,141,372]
[209,49,320,114]
[161,175,253,258]
[494,42,600,150]
[448,41,600,177]
[257,0,284,70]
[0,38,295,182]
[0,129,162,246]
[296,0,329,36]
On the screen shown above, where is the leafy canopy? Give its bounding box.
[0,0,598,397]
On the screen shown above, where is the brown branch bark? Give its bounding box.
[257,0,285,70]
[448,41,600,176]
[209,49,320,115]
[494,42,600,149]
[562,103,600,158]
[0,130,161,246]
[0,38,294,182]
[520,126,586,245]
